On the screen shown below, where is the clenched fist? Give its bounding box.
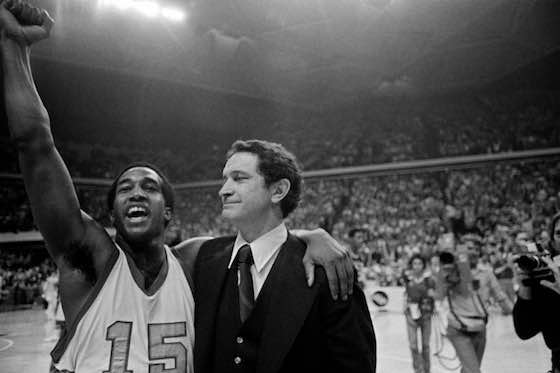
[0,0,54,45]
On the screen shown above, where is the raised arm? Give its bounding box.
[1,2,108,265]
[486,270,513,314]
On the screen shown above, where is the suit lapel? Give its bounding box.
[194,241,234,372]
[256,235,319,373]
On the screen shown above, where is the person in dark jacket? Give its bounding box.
[513,213,560,373]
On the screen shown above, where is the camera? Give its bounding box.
[514,242,556,287]
[514,253,554,287]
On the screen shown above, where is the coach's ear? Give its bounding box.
[270,178,290,204]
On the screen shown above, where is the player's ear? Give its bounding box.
[163,207,173,224]
[270,178,290,204]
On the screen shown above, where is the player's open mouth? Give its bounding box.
[125,206,149,222]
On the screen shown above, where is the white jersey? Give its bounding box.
[52,245,195,373]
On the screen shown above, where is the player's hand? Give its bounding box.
[540,257,560,296]
[0,0,53,45]
[300,228,354,301]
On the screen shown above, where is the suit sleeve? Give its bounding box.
[318,274,377,373]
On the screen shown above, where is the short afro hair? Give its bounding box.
[106,162,175,215]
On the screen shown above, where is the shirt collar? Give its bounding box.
[228,223,288,272]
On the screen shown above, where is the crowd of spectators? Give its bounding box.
[0,91,558,181]
[0,249,55,308]
[1,91,559,304]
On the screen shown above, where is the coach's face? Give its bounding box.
[112,167,171,243]
[219,152,274,226]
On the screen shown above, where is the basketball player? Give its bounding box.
[0,2,354,372]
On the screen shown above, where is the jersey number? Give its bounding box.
[103,321,187,373]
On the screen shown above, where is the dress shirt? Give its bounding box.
[228,223,288,299]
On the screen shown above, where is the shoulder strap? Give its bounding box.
[446,288,469,330]
[474,291,489,323]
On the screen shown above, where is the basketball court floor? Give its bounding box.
[0,294,549,373]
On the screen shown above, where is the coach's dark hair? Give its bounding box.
[227,139,302,218]
[106,162,175,225]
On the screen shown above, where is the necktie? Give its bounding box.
[236,244,255,323]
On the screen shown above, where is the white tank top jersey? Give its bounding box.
[51,244,195,373]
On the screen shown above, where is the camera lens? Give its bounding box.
[516,255,539,271]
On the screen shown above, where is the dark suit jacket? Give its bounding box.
[194,234,376,373]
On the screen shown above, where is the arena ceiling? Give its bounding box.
[25,0,560,110]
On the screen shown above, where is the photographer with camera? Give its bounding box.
[435,249,513,373]
[513,213,560,373]
[402,254,436,373]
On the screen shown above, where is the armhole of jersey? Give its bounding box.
[51,248,120,364]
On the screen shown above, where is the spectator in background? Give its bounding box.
[436,251,513,373]
[489,251,515,303]
[513,213,560,373]
[348,228,372,267]
[42,270,59,342]
[402,254,435,373]
[429,254,440,276]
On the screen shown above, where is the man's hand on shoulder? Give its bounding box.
[0,0,53,45]
[296,228,354,301]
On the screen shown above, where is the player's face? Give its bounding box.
[219,152,274,226]
[112,167,171,243]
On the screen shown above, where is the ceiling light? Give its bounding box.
[161,7,186,22]
[133,1,160,17]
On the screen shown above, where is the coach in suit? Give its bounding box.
[194,139,376,373]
